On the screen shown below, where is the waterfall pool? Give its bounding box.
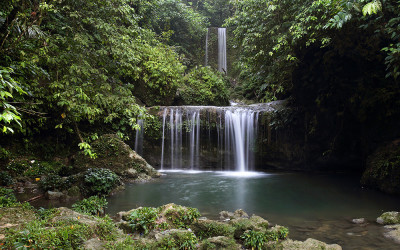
[106,170,400,249]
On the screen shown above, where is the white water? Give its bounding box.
[134,119,144,155]
[158,106,259,172]
[218,28,227,73]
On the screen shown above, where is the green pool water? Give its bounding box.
[106,171,400,249]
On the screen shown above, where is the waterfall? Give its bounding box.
[205,27,227,73]
[218,28,227,74]
[159,106,259,172]
[205,28,209,66]
[160,109,167,170]
[134,119,144,155]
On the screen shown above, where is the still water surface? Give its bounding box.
[107,171,400,249]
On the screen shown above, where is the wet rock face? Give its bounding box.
[361,139,400,194]
[74,134,160,181]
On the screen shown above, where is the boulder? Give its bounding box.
[281,238,342,250]
[219,209,249,221]
[190,219,235,238]
[383,224,400,244]
[361,139,400,194]
[74,134,160,180]
[377,211,400,225]
[351,218,366,224]
[199,236,241,249]
[45,190,64,200]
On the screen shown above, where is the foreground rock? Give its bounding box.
[1,204,342,249]
[361,139,400,194]
[116,203,341,249]
[74,134,160,181]
[282,238,342,249]
[377,211,400,225]
[383,224,400,244]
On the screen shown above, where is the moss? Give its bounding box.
[229,216,269,239]
[377,211,400,225]
[200,236,240,250]
[191,219,235,239]
[155,229,198,249]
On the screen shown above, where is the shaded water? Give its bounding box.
[107,171,400,249]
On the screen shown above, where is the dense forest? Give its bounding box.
[2,0,399,187]
[1,0,400,248]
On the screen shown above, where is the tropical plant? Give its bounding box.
[84,168,120,195]
[72,196,108,216]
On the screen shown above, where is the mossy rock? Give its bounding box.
[74,134,160,180]
[118,203,201,233]
[199,236,241,250]
[230,215,269,239]
[281,238,342,250]
[377,211,400,225]
[154,229,198,249]
[361,140,400,194]
[190,219,235,239]
[0,207,37,233]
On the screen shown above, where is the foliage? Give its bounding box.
[3,219,92,249]
[0,187,17,207]
[95,215,120,241]
[149,0,209,67]
[0,171,13,186]
[165,205,201,228]
[241,227,289,249]
[0,146,10,160]
[192,220,235,239]
[157,230,198,249]
[241,230,269,249]
[84,168,120,195]
[0,67,26,133]
[38,173,65,191]
[227,0,400,101]
[0,0,190,152]
[72,196,108,216]
[180,66,230,105]
[127,207,159,234]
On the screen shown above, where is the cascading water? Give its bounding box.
[134,119,144,156]
[218,28,227,74]
[157,106,259,172]
[205,27,227,73]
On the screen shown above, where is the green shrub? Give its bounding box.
[23,161,59,177]
[0,187,17,207]
[6,161,29,176]
[157,230,198,250]
[36,207,59,220]
[38,174,65,191]
[72,196,108,216]
[84,168,120,195]
[165,205,201,228]
[3,219,91,249]
[0,147,10,160]
[191,220,235,239]
[0,171,13,186]
[95,215,119,241]
[180,66,230,106]
[127,207,159,234]
[242,230,268,249]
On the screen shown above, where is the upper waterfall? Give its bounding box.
[218,28,227,74]
[205,27,227,73]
